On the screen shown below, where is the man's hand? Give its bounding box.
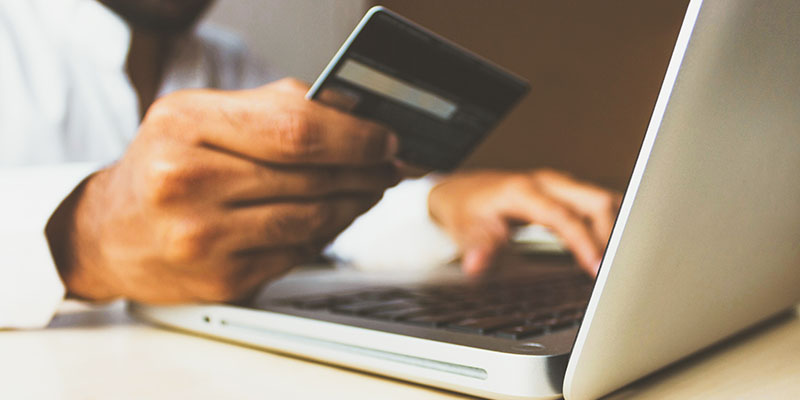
[428,169,621,277]
[47,78,399,303]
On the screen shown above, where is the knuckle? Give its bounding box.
[510,174,532,188]
[143,95,178,122]
[141,90,213,143]
[274,77,307,92]
[143,158,194,206]
[504,174,533,193]
[144,92,192,124]
[531,168,562,183]
[274,112,323,159]
[163,219,215,264]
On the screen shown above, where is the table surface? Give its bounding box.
[2,301,799,400]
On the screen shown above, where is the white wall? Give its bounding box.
[205,0,368,82]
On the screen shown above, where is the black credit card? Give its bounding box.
[306,6,530,171]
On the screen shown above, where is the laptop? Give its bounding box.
[131,1,800,399]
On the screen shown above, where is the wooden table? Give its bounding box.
[2,301,798,399]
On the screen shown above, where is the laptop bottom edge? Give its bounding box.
[130,302,570,400]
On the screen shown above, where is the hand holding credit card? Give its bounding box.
[306,6,530,171]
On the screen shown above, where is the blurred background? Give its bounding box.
[207,0,689,191]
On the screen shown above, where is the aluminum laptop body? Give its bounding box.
[131,1,800,399]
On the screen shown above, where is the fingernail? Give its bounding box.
[385,134,399,158]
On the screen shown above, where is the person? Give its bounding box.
[0,0,620,329]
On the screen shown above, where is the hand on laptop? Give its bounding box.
[428,169,621,277]
[46,78,400,304]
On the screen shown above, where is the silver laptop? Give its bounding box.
[131,1,800,399]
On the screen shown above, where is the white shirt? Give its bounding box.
[0,0,458,329]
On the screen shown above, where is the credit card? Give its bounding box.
[306,6,530,171]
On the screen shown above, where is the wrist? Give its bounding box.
[46,171,118,301]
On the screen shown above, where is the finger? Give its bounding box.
[224,163,399,206]
[227,247,310,302]
[181,146,399,204]
[317,87,360,112]
[190,247,306,303]
[141,146,398,207]
[149,78,399,166]
[462,248,495,277]
[459,218,509,276]
[532,170,620,247]
[222,195,381,251]
[462,243,505,277]
[503,188,601,275]
[209,95,399,165]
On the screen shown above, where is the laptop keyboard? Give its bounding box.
[275,271,593,340]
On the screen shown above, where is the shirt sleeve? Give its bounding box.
[0,163,100,329]
[325,175,460,272]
